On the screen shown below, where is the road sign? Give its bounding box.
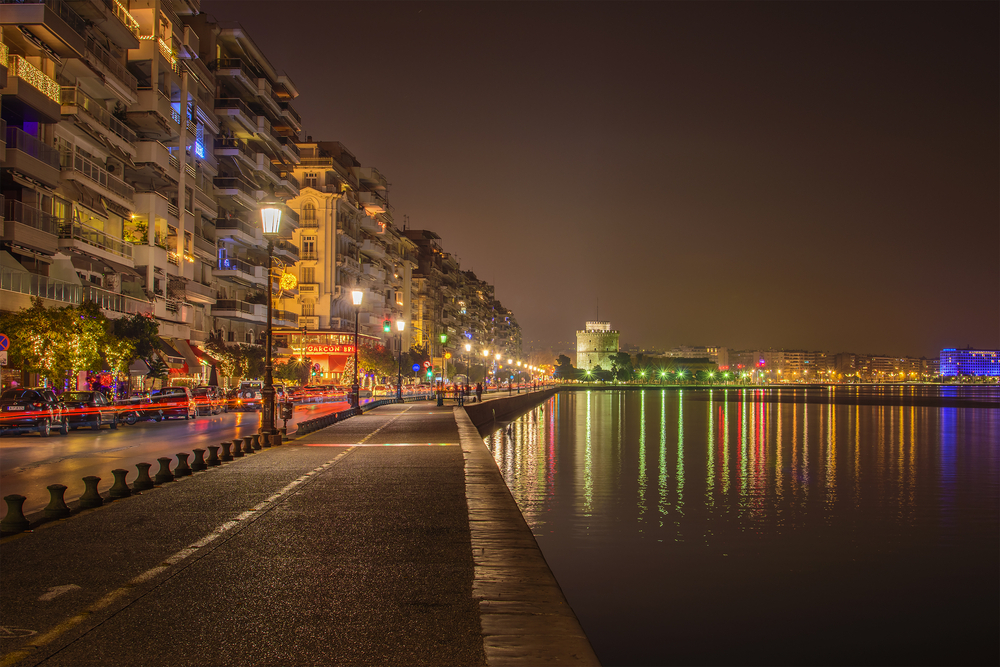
[0,333,8,352]
[411,364,420,373]
[423,361,431,369]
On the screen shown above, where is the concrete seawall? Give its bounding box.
[464,388,559,436]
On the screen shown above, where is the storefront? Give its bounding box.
[281,331,382,385]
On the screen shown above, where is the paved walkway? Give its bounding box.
[0,402,597,666]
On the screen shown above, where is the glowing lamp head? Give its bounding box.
[260,206,282,236]
[465,343,471,352]
[396,319,405,332]
[507,359,512,365]
[495,353,501,360]
[351,289,363,306]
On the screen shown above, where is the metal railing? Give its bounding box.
[7,55,61,104]
[277,136,300,158]
[276,239,299,256]
[1,266,81,304]
[215,216,259,239]
[3,199,64,235]
[86,37,137,95]
[216,257,261,276]
[193,233,216,255]
[213,176,259,200]
[300,251,318,261]
[213,299,256,315]
[61,148,135,202]
[273,309,298,325]
[213,136,256,161]
[6,126,60,168]
[86,284,151,315]
[61,86,137,145]
[214,97,255,120]
[60,221,134,260]
[108,0,140,37]
[0,0,87,37]
[211,57,255,78]
[279,102,302,125]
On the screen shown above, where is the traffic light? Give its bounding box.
[440,333,447,343]
[426,369,433,378]
[383,320,391,333]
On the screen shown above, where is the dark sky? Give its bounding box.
[203,1,998,359]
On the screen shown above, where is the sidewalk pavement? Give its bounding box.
[0,402,597,666]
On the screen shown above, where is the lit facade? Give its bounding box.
[940,348,1000,377]
[576,321,619,371]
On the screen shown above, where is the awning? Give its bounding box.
[0,251,29,273]
[68,253,141,277]
[129,358,149,374]
[157,337,185,367]
[103,138,136,169]
[173,339,203,375]
[189,343,220,367]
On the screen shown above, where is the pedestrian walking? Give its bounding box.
[475,382,483,403]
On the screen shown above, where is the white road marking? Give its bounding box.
[37,586,81,602]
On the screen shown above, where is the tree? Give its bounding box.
[275,356,313,385]
[610,352,634,383]
[359,344,397,379]
[112,312,160,367]
[553,354,577,380]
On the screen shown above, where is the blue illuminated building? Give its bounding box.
[939,348,1000,377]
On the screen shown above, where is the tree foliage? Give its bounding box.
[553,354,577,380]
[274,356,313,385]
[112,312,160,365]
[359,344,398,379]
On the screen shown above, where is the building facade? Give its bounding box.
[940,348,1000,377]
[576,321,619,371]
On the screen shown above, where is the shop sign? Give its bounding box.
[293,344,355,355]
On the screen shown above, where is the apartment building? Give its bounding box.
[283,138,416,384]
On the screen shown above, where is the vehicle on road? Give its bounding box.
[232,381,263,411]
[0,388,68,436]
[115,395,163,424]
[58,391,118,430]
[193,385,225,415]
[150,387,197,420]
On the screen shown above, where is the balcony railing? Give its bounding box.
[1,266,82,305]
[61,148,135,202]
[211,57,256,78]
[60,221,134,260]
[86,38,137,95]
[0,40,7,67]
[0,0,88,38]
[86,284,151,315]
[3,199,64,236]
[279,102,302,125]
[277,136,300,158]
[7,55,61,104]
[213,136,256,162]
[215,216,259,239]
[213,176,260,200]
[276,239,299,256]
[216,256,261,276]
[61,86,137,145]
[213,299,256,315]
[273,309,298,325]
[6,127,60,168]
[300,217,319,228]
[108,0,140,37]
[214,97,255,120]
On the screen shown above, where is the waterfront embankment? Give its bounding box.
[0,396,597,666]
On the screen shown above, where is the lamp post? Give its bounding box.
[351,289,363,410]
[464,342,471,388]
[396,319,405,400]
[259,202,282,436]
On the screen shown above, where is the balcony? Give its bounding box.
[214,97,258,135]
[129,88,178,140]
[61,86,137,154]
[256,78,281,117]
[277,136,300,163]
[0,0,87,57]
[5,126,62,186]
[85,37,137,104]
[215,215,262,246]
[180,25,200,59]
[354,166,388,191]
[178,279,216,305]
[213,176,260,210]
[272,309,298,327]
[58,221,134,264]
[212,299,265,324]
[359,239,386,260]
[1,199,62,254]
[86,285,152,318]
[277,167,299,196]
[61,147,135,208]
[1,55,61,123]
[213,257,266,287]
[299,315,319,330]
[274,101,302,133]
[359,215,382,234]
[192,233,216,261]
[357,191,387,215]
[134,140,176,179]
[1,266,82,306]
[213,136,257,171]
[298,283,318,296]
[274,238,299,261]
[212,58,257,96]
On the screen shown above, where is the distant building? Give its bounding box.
[940,348,1000,377]
[576,321,619,371]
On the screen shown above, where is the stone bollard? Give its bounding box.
[109,469,131,499]
[1,495,30,533]
[44,484,71,519]
[231,439,244,458]
[191,448,207,471]
[206,445,221,466]
[133,462,154,491]
[251,434,261,451]
[242,437,254,455]
[79,476,103,509]
[271,433,282,447]
[261,433,271,448]
[153,457,174,484]
[174,453,192,477]
[218,442,233,462]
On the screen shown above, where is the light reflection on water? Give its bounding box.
[485,387,1000,666]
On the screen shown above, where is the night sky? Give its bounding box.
[202,1,998,359]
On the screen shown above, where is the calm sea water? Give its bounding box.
[485,387,1000,666]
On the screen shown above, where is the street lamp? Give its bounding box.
[465,342,471,387]
[259,201,282,436]
[396,319,405,400]
[351,289,363,409]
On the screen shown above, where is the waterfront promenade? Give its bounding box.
[0,396,598,666]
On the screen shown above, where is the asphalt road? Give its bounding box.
[0,401,351,517]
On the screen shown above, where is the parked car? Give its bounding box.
[150,387,197,420]
[58,391,118,430]
[115,395,163,424]
[192,385,225,415]
[0,388,68,436]
[232,381,263,411]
